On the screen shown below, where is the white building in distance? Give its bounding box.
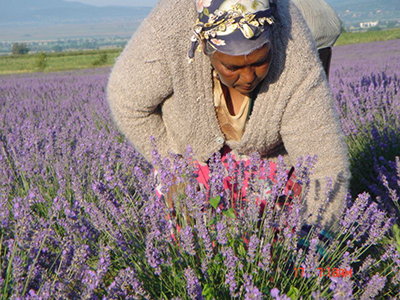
[360,21,379,28]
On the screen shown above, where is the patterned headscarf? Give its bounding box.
[188,0,275,60]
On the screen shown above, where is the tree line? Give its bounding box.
[11,43,30,55]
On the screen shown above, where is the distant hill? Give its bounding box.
[325,0,400,27]
[2,0,399,28]
[0,0,151,26]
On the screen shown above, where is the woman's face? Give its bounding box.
[210,42,272,95]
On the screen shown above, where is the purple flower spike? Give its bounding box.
[329,277,353,300]
[221,246,239,297]
[360,274,386,300]
[181,226,196,255]
[259,241,271,272]
[396,157,400,187]
[340,192,370,230]
[145,236,164,275]
[208,151,226,198]
[107,267,149,298]
[216,220,228,245]
[302,238,319,278]
[311,290,325,300]
[270,288,280,298]
[225,152,237,187]
[243,274,262,300]
[195,214,214,259]
[247,234,260,263]
[270,287,290,300]
[225,268,237,297]
[184,266,204,299]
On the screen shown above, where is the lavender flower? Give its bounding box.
[247,234,260,263]
[145,237,164,275]
[365,211,392,245]
[184,266,203,299]
[236,160,247,196]
[311,290,325,300]
[216,220,228,245]
[335,256,353,283]
[225,152,237,188]
[225,268,237,297]
[245,192,260,227]
[270,156,288,202]
[354,202,381,241]
[381,243,400,265]
[12,255,25,295]
[302,238,320,278]
[259,241,271,272]
[107,267,149,299]
[247,151,262,193]
[81,269,100,298]
[97,247,111,279]
[195,214,214,259]
[243,274,262,300]
[201,259,209,279]
[208,151,226,198]
[181,226,196,255]
[221,246,238,297]
[270,287,290,300]
[358,255,376,273]
[340,192,370,230]
[380,172,399,203]
[329,277,353,300]
[360,274,386,300]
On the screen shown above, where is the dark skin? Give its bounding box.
[208,42,273,115]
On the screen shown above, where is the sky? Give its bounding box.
[64,0,158,6]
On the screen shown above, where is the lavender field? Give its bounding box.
[0,39,399,299]
[331,39,400,210]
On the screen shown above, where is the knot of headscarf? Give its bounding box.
[188,0,275,61]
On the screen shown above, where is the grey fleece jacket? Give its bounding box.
[106,0,351,228]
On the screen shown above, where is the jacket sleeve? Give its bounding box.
[280,67,351,230]
[106,17,173,164]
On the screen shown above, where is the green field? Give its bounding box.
[1,28,400,75]
[0,49,122,75]
[335,27,400,46]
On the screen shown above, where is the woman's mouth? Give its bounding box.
[240,84,255,91]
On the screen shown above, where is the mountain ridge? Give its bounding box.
[0,0,151,26]
[1,0,399,29]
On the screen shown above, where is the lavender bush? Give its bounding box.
[0,39,399,298]
[331,40,400,220]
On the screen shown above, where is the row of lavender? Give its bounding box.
[0,40,399,299]
[330,39,400,217]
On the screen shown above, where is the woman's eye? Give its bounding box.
[227,66,239,71]
[255,60,268,67]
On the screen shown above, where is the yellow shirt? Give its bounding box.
[213,70,252,142]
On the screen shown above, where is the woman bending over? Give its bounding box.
[107,0,350,231]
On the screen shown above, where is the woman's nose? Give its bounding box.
[240,66,256,84]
